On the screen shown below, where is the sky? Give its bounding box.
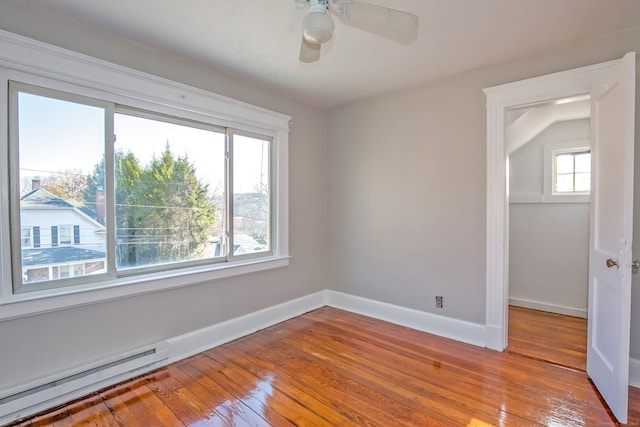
[18,91,268,195]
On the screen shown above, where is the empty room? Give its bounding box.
[1,1,640,426]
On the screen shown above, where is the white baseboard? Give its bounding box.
[325,290,486,348]
[630,358,640,388]
[485,325,506,351]
[509,297,587,319]
[166,291,327,363]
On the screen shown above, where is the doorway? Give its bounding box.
[484,53,636,423]
[505,98,590,371]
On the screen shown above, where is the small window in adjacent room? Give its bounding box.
[554,149,591,194]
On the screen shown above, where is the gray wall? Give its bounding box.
[509,120,590,315]
[0,3,327,389]
[327,28,640,355]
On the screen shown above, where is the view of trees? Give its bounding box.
[90,145,216,267]
[25,142,270,267]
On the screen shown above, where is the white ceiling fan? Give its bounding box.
[295,0,419,63]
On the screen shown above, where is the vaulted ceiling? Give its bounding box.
[5,0,640,108]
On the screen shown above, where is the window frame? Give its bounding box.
[541,139,591,203]
[20,226,32,248]
[552,148,591,195]
[0,30,290,321]
[56,225,74,246]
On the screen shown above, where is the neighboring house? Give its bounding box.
[20,187,106,283]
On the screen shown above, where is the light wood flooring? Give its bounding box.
[507,305,587,371]
[8,306,640,426]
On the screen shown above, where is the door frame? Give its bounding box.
[484,58,624,351]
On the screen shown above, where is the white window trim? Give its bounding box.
[20,226,32,248]
[0,30,290,321]
[57,225,73,246]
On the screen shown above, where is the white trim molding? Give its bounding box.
[166,291,327,363]
[509,297,587,319]
[483,57,623,351]
[630,358,640,388]
[325,291,486,348]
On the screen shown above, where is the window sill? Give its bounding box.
[0,256,290,321]
[510,194,589,204]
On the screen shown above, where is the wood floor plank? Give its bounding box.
[263,319,503,425]
[10,306,640,427]
[145,368,226,426]
[173,358,268,426]
[507,305,587,371]
[190,356,296,427]
[209,335,435,426]
[98,383,149,427]
[126,377,183,426]
[205,346,364,426]
[280,310,600,422]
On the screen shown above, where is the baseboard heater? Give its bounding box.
[0,342,169,424]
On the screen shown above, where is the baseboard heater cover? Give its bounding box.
[0,342,169,423]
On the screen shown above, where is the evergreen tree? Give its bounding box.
[85,146,216,267]
[133,145,215,264]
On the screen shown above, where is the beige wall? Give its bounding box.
[0,3,327,389]
[327,27,640,354]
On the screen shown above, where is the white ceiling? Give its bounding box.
[13,0,640,109]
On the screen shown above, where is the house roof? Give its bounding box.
[22,247,106,266]
[21,189,98,221]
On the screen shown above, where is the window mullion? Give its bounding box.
[226,129,234,262]
[8,83,24,292]
[105,104,117,276]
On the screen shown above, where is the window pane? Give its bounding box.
[21,227,31,247]
[113,113,224,269]
[554,150,591,194]
[233,134,270,255]
[555,154,574,174]
[574,152,591,173]
[17,91,107,286]
[59,225,72,245]
[575,172,591,192]
[555,173,574,192]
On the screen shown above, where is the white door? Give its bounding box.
[587,52,636,424]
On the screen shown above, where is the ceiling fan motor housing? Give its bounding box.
[303,0,334,44]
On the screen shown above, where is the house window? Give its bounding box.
[57,225,73,246]
[0,33,289,316]
[21,227,32,248]
[554,149,591,194]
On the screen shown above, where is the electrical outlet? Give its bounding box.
[436,296,443,308]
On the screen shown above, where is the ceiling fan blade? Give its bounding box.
[343,1,418,42]
[299,38,321,63]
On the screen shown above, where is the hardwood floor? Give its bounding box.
[507,305,587,371]
[8,306,640,426]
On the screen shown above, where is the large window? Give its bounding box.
[9,83,278,294]
[0,33,289,316]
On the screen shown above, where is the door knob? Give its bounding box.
[606,258,619,268]
[633,259,640,274]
